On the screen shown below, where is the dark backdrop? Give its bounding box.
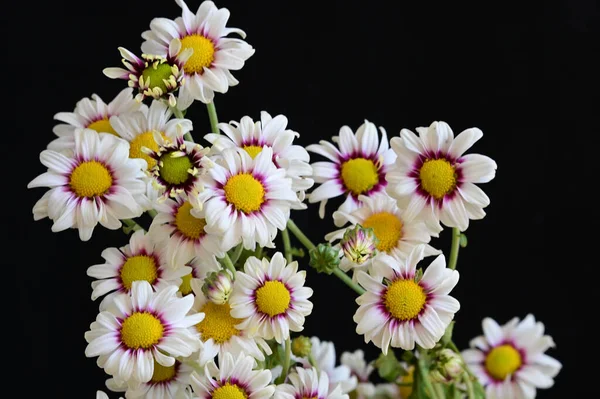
[7,0,581,397]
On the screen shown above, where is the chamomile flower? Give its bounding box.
[229,252,314,344]
[461,315,562,398]
[386,121,497,232]
[306,120,396,226]
[84,281,203,383]
[190,279,272,366]
[190,352,275,399]
[28,128,147,241]
[149,196,225,269]
[353,245,460,353]
[197,147,298,251]
[141,0,255,108]
[274,367,348,399]
[48,88,146,153]
[340,350,375,398]
[104,46,191,106]
[205,111,314,207]
[87,229,192,310]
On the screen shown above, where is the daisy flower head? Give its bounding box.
[149,196,225,269]
[141,0,255,108]
[386,121,497,232]
[340,350,375,396]
[461,315,562,398]
[84,281,203,383]
[28,128,147,241]
[197,147,298,251]
[205,111,314,207]
[104,46,192,107]
[48,88,146,153]
[306,120,396,226]
[353,245,460,353]
[86,229,192,310]
[229,252,314,344]
[274,367,348,399]
[190,352,275,399]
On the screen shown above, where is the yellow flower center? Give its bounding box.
[159,151,193,185]
[341,158,379,195]
[87,118,119,136]
[142,63,174,93]
[150,360,177,384]
[485,344,522,381]
[255,280,291,317]
[195,302,241,344]
[69,161,113,198]
[212,383,248,399]
[243,145,263,159]
[384,279,426,321]
[130,131,165,170]
[120,312,164,349]
[399,366,414,399]
[119,255,158,291]
[362,212,403,252]
[419,159,457,200]
[179,34,215,74]
[175,201,206,240]
[223,173,265,214]
[179,273,194,295]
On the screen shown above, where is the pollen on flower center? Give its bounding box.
[175,201,206,240]
[362,212,403,252]
[255,280,291,317]
[159,151,193,185]
[195,302,240,344]
[130,131,165,169]
[178,273,194,295]
[224,173,265,214]
[419,159,457,200]
[120,312,164,349]
[69,161,113,198]
[384,279,426,321]
[142,63,174,93]
[119,255,158,290]
[341,158,379,195]
[243,145,263,159]
[150,360,178,384]
[179,34,215,74]
[87,118,119,136]
[212,383,248,399]
[485,344,522,381]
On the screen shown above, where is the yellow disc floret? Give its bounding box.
[195,302,240,344]
[159,151,193,185]
[179,34,216,74]
[243,145,263,159]
[175,201,206,240]
[212,383,248,399]
[384,279,426,321]
[179,273,194,295]
[130,131,164,169]
[485,344,522,381]
[87,118,119,136]
[362,212,403,252]
[69,161,113,198]
[150,360,177,384]
[142,63,174,93]
[224,173,265,214]
[120,255,158,290]
[419,159,457,200]
[120,312,164,349]
[255,280,291,317]
[341,158,379,195]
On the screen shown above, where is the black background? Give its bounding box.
[6,0,585,397]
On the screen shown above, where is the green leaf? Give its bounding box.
[442,321,455,345]
[375,350,405,382]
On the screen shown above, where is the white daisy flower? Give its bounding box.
[141,0,255,108]
[84,281,204,383]
[306,120,396,226]
[28,128,147,241]
[87,229,192,310]
[386,121,497,232]
[149,196,225,269]
[274,367,348,399]
[340,349,375,398]
[325,192,441,280]
[204,111,314,207]
[48,88,146,153]
[190,279,272,366]
[190,352,275,399]
[461,315,562,398]
[229,252,314,344]
[353,245,460,353]
[197,147,298,251]
[96,391,123,399]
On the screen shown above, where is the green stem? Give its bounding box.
[206,101,219,134]
[221,253,236,276]
[417,354,441,399]
[308,353,320,374]
[147,209,158,218]
[230,244,244,266]
[433,383,445,398]
[281,228,293,263]
[122,218,144,232]
[276,338,292,384]
[170,106,194,142]
[463,372,476,399]
[448,227,461,270]
[332,268,365,295]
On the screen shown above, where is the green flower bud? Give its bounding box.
[201,269,234,304]
[291,336,312,357]
[309,243,341,274]
[341,225,379,265]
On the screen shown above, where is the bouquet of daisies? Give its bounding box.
[27,1,561,398]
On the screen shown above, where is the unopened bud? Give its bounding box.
[431,348,463,383]
[291,336,312,357]
[201,270,234,304]
[341,225,379,265]
[309,243,341,274]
